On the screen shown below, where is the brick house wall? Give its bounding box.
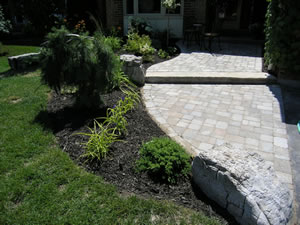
[106,0,123,29]
[105,0,207,35]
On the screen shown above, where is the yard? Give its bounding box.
[0,41,229,224]
[0,45,40,73]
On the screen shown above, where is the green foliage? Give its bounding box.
[124,30,156,60]
[162,0,180,10]
[128,16,153,36]
[40,27,121,108]
[167,46,178,56]
[101,75,140,135]
[264,0,300,77]
[136,137,191,184]
[103,36,122,52]
[0,42,4,55]
[80,75,140,159]
[158,49,171,59]
[77,120,122,161]
[102,102,128,135]
[0,72,223,225]
[142,54,155,63]
[0,4,12,35]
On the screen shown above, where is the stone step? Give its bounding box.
[145,71,277,84]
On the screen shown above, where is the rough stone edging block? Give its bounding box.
[120,54,145,86]
[192,143,293,225]
[8,53,40,70]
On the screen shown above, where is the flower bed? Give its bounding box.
[37,89,238,225]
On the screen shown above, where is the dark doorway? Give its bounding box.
[240,0,268,29]
[240,0,251,29]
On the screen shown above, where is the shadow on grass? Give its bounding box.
[191,180,238,225]
[34,103,107,134]
[0,66,40,78]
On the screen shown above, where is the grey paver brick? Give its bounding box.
[274,137,288,149]
[143,82,292,193]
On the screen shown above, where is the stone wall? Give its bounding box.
[192,143,293,225]
[120,54,145,86]
[8,53,40,70]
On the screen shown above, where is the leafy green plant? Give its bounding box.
[119,74,141,109]
[40,27,121,108]
[101,75,140,135]
[142,54,155,63]
[136,137,191,184]
[264,0,300,78]
[0,41,4,55]
[103,36,122,52]
[129,16,153,36]
[0,4,12,35]
[102,102,129,135]
[167,46,177,56]
[78,74,140,158]
[77,120,122,161]
[124,30,156,56]
[158,49,170,59]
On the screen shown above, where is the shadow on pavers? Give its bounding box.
[281,86,300,223]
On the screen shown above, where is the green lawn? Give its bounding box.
[0,45,40,73]
[0,71,222,225]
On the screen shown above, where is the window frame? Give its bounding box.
[124,0,183,16]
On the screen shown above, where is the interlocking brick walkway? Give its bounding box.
[148,41,263,73]
[143,84,292,190]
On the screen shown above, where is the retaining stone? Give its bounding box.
[120,54,145,86]
[8,53,40,70]
[192,143,293,225]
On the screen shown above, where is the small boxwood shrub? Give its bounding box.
[136,137,191,184]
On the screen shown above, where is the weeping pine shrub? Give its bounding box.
[40,26,121,108]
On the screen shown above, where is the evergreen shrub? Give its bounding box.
[136,137,191,184]
[40,27,122,108]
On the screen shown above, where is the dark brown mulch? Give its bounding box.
[35,90,238,225]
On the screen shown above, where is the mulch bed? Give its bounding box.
[35,87,238,225]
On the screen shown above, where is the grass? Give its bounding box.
[0,45,40,73]
[0,70,222,225]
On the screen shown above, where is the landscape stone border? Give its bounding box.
[120,54,145,86]
[8,53,40,70]
[192,143,293,225]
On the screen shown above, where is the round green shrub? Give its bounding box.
[136,137,191,184]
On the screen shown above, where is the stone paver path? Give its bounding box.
[147,41,262,73]
[142,84,293,191]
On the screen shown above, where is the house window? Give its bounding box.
[138,0,161,14]
[126,0,134,14]
[166,0,181,14]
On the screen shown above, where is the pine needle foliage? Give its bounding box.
[40,26,122,108]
